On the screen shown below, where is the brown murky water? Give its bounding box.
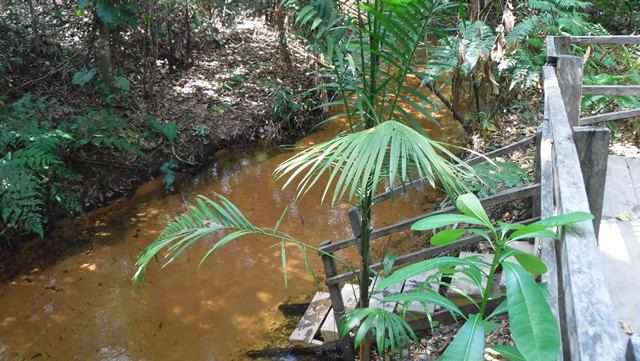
[0,76,464,360]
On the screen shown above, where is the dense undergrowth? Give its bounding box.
[0,1,322,245]
[0,0,639,264]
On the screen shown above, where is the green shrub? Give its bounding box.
[0,94,142,239]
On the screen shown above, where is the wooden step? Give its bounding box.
[289,292,331,347]
[320,284,361,342]
[396,270,440,319]
[370,276,404,312]
[447,252,493,306]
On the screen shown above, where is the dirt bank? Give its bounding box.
[0,18,322,270]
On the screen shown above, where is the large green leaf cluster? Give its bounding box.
[290,0,458,131]
[424,0,612,91]
[341,192,593,360]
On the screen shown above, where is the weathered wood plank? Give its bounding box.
[568,35,640,45]
[597,220,640,333]
[369,183,539,241]
[544,65,625,360]
[579,108,640,125]
[602,155,638,219]
[537,120,564,361]
[319,242,355,360]
[546,35,559,60]
[573,126,610,237]
[556,56,584,126]
[464,135,538,166]
[546,36,571,63]
[323,183,541,254]
[325,217,539,286]
[625,158,640,215]
[364,135,537,206]
[290,292,332,346]
[406,297,504,333]
[582,85,640,96]
[532,131,543,218]
[320,284,360,342]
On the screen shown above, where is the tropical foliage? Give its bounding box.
[341,193,593,360]
[0,94,141,238]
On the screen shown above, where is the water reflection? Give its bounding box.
[0,81,464,360]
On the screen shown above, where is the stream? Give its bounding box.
[0,76,464,360]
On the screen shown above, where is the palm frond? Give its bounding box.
[133,194,348,285]
[340,307,417,357]
[275,120,470,206]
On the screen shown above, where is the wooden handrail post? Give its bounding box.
[556,56,584,127]
[532,130,543,221]
[319,241,355,360]
[573,126,610,239]
[554,36,571,55]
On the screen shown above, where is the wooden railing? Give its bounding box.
[317,35,640,360]
[318,138,540,359]
[541,35,640,360]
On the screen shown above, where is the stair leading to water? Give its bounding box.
[290,241,536,347]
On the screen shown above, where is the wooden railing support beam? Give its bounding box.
[319,241,355,361]
[543,65,624,360]
[573,126,610,238]
[556,56,584,127]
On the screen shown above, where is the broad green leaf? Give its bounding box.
[508,224,551,240]
[538,282,552,301]
[430,229,467,246]
[439,314,485,361]
[487,345,525,361]
[96,1,119,27]
[534,211,593,227]
[455,193,492,228]
[377,257,473,289]
[503,262,561,361]
[514,253,547,275]
[501,247,548,274]
[77,0,90,9]
[411,213,485,231]
[383,291,463,317]
[484,320,502,335]
[509,229,558,242]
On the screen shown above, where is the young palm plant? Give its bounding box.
[340,192,592,360]
[134,0,473,359]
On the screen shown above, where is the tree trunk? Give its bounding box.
[274,0,292,70]
[26,0,41,53]
[97,17,113,86]
[184,5,192,66]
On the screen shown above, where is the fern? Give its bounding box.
[0,162,45,237]
[464,161,534,198]
[65,108,142,155]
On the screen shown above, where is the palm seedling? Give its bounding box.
[134,0,476,358]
